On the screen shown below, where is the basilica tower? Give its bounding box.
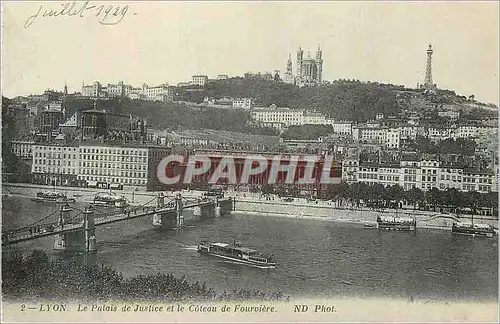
[315,46,323,84]
[296,47,304,78]
[283,54,295,84]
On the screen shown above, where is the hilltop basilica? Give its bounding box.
[283,46,323,87]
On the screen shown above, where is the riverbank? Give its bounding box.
[3,183,498,230]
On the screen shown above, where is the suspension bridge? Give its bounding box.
[2,193,234,253]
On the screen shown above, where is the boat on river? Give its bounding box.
[31,191,75,203]
[452,221,496,238]
[377,215,416,231]
[91,193,129,208]
[197,240,275,269]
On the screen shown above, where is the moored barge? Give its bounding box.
[377,215,416,231]
[197,241,275,268]
[451,222,496,238]
[31,191,75,203]
[91,193,129,208]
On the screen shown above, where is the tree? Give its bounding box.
[425,188,442,211]
[443,188,462,212]
[404,187,425,210]
[385,184,405,208]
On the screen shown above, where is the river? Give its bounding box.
[2,196,498,302]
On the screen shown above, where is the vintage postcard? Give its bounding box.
[1,1,498,323]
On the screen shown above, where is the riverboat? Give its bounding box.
[377,215,416,231]
[91,193,129,208]
[451,222,496,238]
[31,191,75,203]
[197,241,275,269]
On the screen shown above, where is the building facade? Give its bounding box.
[232,98,253,109]
[191,75,208,87]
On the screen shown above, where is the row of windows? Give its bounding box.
[359,173,378,180]
[440,175,463,181]
[80,162,146,170]
[379,175,400,181]
[34,160,72,166]
[35,153,77,159]
[33,167,77,174]
[78,175,147,185]
[33,146,78,151]
[379,169,399,173]
[403,175,417,182]
[80,169,146,178]
[80,148,148,155]
[81,155,147,162]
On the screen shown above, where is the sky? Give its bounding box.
[2,1,499,105]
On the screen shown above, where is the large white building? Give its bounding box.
[352,126,400,149]
[251,106,304,127]
[31,145,80,186]
[30,143,169,187]
[232,98,253,109]
[82,81,101,98]
[12,140,34,159]
[82,81,170,101]
[342,156,497,193]
[191,75,208,87]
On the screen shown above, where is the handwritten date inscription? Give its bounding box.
[25,1,135,28]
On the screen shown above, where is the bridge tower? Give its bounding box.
[176,194,184,227]
[57,204,72,228]
[84,208,97,252]
[54,207,96,253]
[152,192,177,229]
[157,192,165,208]
[215,197,221,218]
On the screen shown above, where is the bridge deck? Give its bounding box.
[2,199,225,246]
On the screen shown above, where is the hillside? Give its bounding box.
[62,97,277,135]
[203,78,402,121]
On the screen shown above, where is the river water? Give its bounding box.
[2,196,498,302]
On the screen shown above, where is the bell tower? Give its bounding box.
[315,46,323,84]
[296,47,304,78]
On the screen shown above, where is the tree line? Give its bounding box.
[2,250,288,302]
[406,136,477,156]
[282,124,333,140]
[324,182,497,215]
[256,182,497,216]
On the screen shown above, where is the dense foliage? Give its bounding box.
[204,78,401,121]
[63,97,277,135]
[282,124,334,140]
[406,136,477,156]
[2,250,288,302]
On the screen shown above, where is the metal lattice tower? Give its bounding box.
[424,44,434,87]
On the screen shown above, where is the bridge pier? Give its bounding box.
[54,207,97,253]
[217,197,233,217]
[193,202,216,219]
